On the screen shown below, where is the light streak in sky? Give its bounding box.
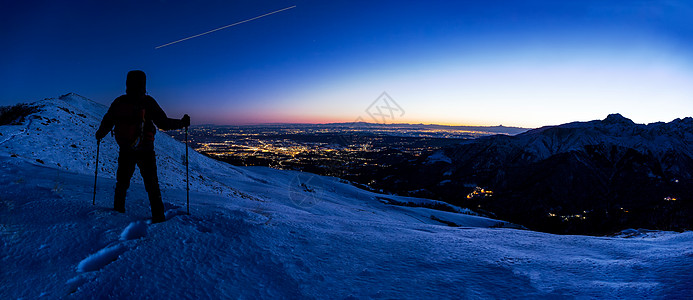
[155,5,296,49]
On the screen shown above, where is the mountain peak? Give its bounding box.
[59,92,82,99]
[602,113,634,125]
[58,92,91,102]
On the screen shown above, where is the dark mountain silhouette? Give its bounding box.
[370,114,693,234]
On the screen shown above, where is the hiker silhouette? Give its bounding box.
[96,70,190,223]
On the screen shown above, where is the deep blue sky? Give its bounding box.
[2,0,693,127]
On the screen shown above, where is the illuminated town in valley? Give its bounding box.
[169,123,524,180]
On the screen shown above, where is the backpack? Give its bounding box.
[113,96,148,150]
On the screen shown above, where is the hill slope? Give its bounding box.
[1,94,692,298]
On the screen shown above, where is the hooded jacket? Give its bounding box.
[96,71,185,151]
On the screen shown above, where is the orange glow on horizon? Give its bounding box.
[207,115,527,128]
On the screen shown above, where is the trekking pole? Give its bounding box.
[185,126,190,214]
[93,139,100,205]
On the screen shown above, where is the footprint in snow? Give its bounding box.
[120,221,147,241]
[75,203,184,278]
[75,220,147,274]
[76,244,127,272]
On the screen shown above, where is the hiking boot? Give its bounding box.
[114,197,125,213]
[151,215,166,223]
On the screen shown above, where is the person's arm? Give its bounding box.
[95,100,117,140]
[147,96,189,130]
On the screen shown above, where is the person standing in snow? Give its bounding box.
[95,70,190,223]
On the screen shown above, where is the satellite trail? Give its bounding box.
[155,5,296,49]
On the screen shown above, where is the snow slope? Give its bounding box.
[1,94,692,299]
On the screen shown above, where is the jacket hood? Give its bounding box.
[126,70,146,95]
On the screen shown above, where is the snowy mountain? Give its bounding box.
[453,113,693,177]
[374,114,693,234]
[1,94,692,298]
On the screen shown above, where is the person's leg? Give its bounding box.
[114,150,137,212]
[137,150,165,223]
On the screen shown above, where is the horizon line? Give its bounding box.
[185,121,532,129]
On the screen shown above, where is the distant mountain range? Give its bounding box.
[200,122,529,136]
[321,122,528,135]
[371,114,693,234]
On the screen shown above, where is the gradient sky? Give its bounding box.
[2,0,693,128]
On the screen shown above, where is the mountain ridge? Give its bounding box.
[454,113,693,176]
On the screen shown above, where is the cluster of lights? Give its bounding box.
[466,187,493,199]
[548,210,592,221]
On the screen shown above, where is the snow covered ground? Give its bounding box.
[1,94,692,299]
